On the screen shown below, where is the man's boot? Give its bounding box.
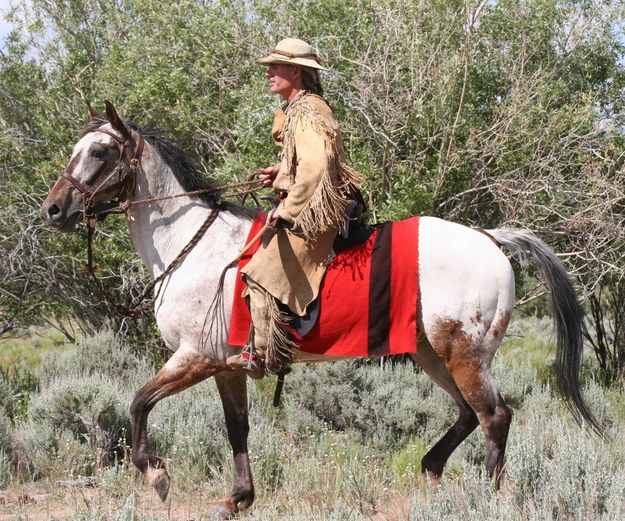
[226,278,270,379]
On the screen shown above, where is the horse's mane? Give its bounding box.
[81,117,251,216]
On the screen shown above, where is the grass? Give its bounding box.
[498,316,557,379]
[0,317,624,520]
[0,328,71,372]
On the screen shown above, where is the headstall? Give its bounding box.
[61,126,145,222]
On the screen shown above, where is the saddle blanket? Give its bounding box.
[228,214,420,357]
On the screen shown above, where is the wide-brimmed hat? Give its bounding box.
[256,38,327,71]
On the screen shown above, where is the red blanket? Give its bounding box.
[228,215,419,357]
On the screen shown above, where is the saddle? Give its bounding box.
[280,205,374,336]
[229,214,420,359]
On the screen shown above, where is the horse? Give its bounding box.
[41,101,599,518]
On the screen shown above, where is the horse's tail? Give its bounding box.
[486,227,602,435]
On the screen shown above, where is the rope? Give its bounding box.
[107,177,262,215]
[86,171,264,316]
[88,208,220,316]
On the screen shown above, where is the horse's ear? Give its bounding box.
[105,100,132,140]
[86,101,102,121]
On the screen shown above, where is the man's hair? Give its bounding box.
[302,67,324,97]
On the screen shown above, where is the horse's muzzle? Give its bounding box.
[41,198,82,232]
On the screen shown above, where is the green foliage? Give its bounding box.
[389,438,429,485]
[37,328,153,387]
[15,374,131,478]
[6,330,150,479]
[0,373,17,419]
[0,366,37,422]
[284,361,452,450]
[0,325,624,518]
[0,413,12,469]
[147,381,229,481]
[1,0,623,348]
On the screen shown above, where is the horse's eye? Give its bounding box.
[91,148,105,159]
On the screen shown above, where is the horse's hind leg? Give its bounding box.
[429,316,513,487]
[412,338,479,483]
[448,361,511,487]
[212,371,255,517]
[130,345,219,501]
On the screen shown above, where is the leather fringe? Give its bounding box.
[265,291,297,374]
[281,93,364,241]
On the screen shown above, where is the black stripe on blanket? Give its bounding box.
[368,223,392,356]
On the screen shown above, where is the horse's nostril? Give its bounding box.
[47,203,61,219]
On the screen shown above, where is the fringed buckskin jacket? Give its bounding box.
[241,91,364,316]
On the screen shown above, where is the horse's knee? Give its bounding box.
[420,406,479,477]
[130,387,155,418]
[483,400,512,441]
[459,403,480,427]
[129,395,142,419]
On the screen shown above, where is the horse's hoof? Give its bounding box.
[209,498,239,519]
[147,467,170,501]
[420,471,441,489]
[211,504,235,519]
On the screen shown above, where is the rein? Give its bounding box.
[112,178,260,216]
[86,208,220,316]
[70,125,261,316]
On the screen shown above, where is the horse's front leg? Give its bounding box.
[212,371,254,516]
[130,345,219,501]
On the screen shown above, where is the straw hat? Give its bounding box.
[256,38,327,70]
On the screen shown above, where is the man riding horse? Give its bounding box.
[226,38,365,378]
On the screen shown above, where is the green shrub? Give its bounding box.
[15,375,130,479]
[247,415,288,494]
[0,449,11,488]
[283,361,454,450]
[500,379,625,519]
[492,361,538,411]
[0,366,37,421]
[148,380,230,481]
[0,372,17,418]
[38,329,153,386]
[0,412,13,486]
[0,412,11,455]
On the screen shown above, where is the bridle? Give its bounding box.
[60,123,262,317]
[61,126,145,220]
[61,124,222,316]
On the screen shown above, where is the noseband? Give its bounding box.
[61,126,145,218]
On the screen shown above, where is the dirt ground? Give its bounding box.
[0,482,413,520]
[0,482,218,521]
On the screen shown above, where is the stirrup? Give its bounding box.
[226,349,265,380]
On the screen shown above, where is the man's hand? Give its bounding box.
[266,205,288,225]
[259,165,279,187]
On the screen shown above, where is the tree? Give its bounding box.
[1,0,624,376]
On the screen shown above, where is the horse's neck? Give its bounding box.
[125,143,232,279]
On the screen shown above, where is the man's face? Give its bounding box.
[266,64,301,100]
